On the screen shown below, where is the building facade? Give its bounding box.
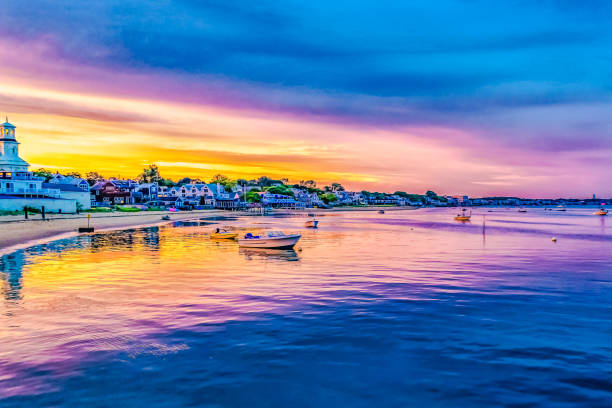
[0,119,77,213]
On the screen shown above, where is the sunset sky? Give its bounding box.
[1,1,611,197]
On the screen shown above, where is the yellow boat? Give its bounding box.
[210,229,238,239]
[593,208,608,216]
[454,208,471,222]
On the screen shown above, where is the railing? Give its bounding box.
[0,173,45,181]
[0,188,61,198]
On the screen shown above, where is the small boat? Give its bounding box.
[210,228,238,239]
[518,208,527,213]
[454,208,471,221]
[593,208,608,216]
[305,220,319,228]
[555,205,567,212]
[161,215,171,220]
[378,210,385,214]
[238,231,301,249]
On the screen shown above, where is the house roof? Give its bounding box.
[42,183,86,192]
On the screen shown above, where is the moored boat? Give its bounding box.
[593,208,608,216]
[238,231,301,249]
[518,208,527,213]
[378,210,385,214]
[305,220,319,228]
[210,228,238,239]
[454,208,471,221]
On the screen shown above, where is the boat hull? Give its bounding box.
[211,232,238,239]
[238,234,301,249]
[454,216,471,221]
[305,220,319,228]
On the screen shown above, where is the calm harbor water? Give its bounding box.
[1,208,611,407]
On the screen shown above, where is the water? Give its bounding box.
[1,208,611,407]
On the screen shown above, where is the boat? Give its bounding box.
[378,210,385,214]
[518,208,527,213]
[210,228,238,239]
[305,220,319,228]
[161,215,171,220]
[555,205,567,212]
[454,208,471,222]
[238,231,301,249]
[593,208,608,216]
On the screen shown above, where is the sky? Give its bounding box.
[0,0,611,197]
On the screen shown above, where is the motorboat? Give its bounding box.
[555,205,567,212]
[305,220,319,228]
[378,210,385,214]
[238,231,301,249]
[161,215,171,220]
[454,208,471,222]
[593,208,608,216]
[210,228,238,239]
[518,208,527,213]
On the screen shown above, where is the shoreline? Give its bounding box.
[0,206,419,254]
[0,210,226,255]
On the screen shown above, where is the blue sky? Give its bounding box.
[1,1,611,195]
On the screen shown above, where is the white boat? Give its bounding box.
[238,231,301,249]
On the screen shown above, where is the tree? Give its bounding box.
[177,177,193,186]
[256,176,271,187]
[331,182,344,192]
[137,165,164,184]
[65,171,82,178]
[211,174,237,191]
[305,180,316,188]
[246,190,262,203]
[265,186,295,197]
[32,168,54,182]
[85,171,105,186]
[320,193,338,204]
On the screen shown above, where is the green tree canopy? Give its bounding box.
[211,174,237,191]
[32,168,55,182]
[137,164,164,184]
[85,171,105,186]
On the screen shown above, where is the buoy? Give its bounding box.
[552,237,557,242]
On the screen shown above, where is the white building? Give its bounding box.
[0,119,77,213]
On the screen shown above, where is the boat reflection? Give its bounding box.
[239,247,300,262]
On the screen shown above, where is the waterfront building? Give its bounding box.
[48,173,90,191]
[0,119,77,213]
[134,182,159,203]
[90,180,131,206]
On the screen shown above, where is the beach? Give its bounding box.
[0,210,227,253]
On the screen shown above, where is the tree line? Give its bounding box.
[33,165,442,204]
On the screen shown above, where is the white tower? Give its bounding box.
[0,117,29,174]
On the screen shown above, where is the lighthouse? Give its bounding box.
[0,117,29,174]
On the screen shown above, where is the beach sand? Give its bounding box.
[0,210,226,253]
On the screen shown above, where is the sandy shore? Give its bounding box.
[0,210,227,253]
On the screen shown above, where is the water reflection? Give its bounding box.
[0,209,610,407]
[239,248,300,262]
[0,251,24,301]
